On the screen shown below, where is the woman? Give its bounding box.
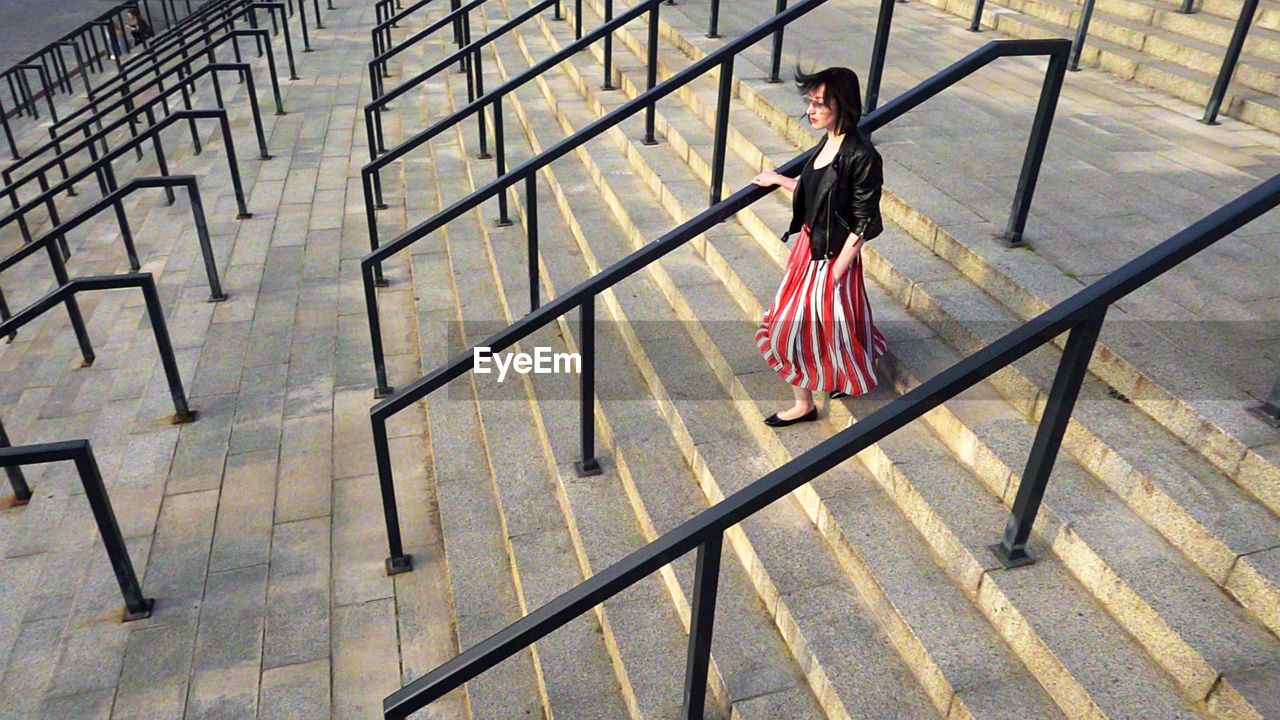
[123,8,153,48]
[751,66,887,427]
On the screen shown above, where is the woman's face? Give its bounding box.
[806,85,836,132]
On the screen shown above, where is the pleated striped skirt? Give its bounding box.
[756,226,887,396]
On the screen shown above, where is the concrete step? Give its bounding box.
[496,1,1280,712]
[593,0,1280,627]
[495,6,1109,719]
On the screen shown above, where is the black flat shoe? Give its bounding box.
[764,408,818,427]
[829,391,849,400]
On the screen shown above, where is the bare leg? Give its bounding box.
[775,385,815,421]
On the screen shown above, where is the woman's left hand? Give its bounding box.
[831,238,864,281]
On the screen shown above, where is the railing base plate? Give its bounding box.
[237,212,254,219]
[171,409,199,425]
[575,458,602,477]
[1247,403,1280,428]
[374,385,395,399]
[386,554,413,575]
[1,492,32,509]
[989,542,1035,569]
[122,598,155,622]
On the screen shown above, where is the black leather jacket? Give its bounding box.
[783,134,884,261]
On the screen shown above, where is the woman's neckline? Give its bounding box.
[812,133,846,170]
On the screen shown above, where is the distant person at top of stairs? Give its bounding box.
[123,8,153,47]
[752,66,887,428]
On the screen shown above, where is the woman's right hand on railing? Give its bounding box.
[751,170,797,193]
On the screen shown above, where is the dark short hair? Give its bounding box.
[795,66,863,136]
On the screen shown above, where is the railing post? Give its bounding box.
[709,57,733,207]
[140,276,197,423]
[602,0,616,89]
[74,444,154,621]
[0,419,32,506]
[1179,0,1196,13]
[681,533,723,720]
[576,295,602,476]
[575,0,583,40]
[494,97,511,226]
[1002,47,1067,247]
[864,0,895,113]
[707,0,720,37]
[1203,0,1259,125]
[372,413,414,574]
[526,173,539,312]
[643,1,660,145]
[1,96,18,159]
[365,264,394,396]
[768,0,787,83]
[555,0,562,20]
[188,184,228,302]
[990,311,1105,568]
[1068,0,1097,71]
[970,0,986,30]
[1247,370,1280,428]
[474,50,492,160]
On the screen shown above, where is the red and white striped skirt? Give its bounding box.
[756,226,887,396]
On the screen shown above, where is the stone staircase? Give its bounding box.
[918,0,1280,132]
[366,0,1280,718]
[0,0,1276,717]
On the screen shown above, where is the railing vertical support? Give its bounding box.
[575,295,602,476]
[970,0,986,30]
[991,311,1105,568]
[575,0,583,40]
[643,2,660,145]
[75,444,155,621]
[1,97,18,159]
[1247,370,1280,428]
[864,0,895,113]
[1179,0,1196,13]
[1203,0,1259,125]
[709,57,733,207]
[494,98,511,225]
[1068,0,1097,71]
[602,0,616,89]
[474,50,492,160]
[555,0,562,20]
[365,266,392,394]
[681,534,723,720]
[188,185,228,302]
[45,244,96,367]
[140,277,196,423]
[0,419,32,505]
[297,0,313,51]
[707,0,720,37]
[1003,48,1067,247]
[526,173,539,312]
[372,414,413,573]
[768,0,787,83]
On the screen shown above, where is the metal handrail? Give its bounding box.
[50,2,294,138]
[359,0,1066,393]
[0,175,226,338]
[0,435,154,621]
[1,62,267,215]
[366,36,1070,567]
[6,21,284,192]
[365,0,555,158]
[1203,0,1259,124]
[0,107,254,254]
[0,3,132,101]
[371,0,446,59]
[368,0,490,98]
[377,98,1280,720]
[360,0,664,240]
[0,273,195,422]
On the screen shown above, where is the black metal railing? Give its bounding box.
[377,112,1280,720]
[5,15,286,194]
[0,434,154,621]
[365,0,555,160]
[365,34,1069,574]
[0,174,226,334]
[0,4,134,114]
[0,107,254,263]
[371,0,453,60]
[360,0,668,262]
[0,273,194,421]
